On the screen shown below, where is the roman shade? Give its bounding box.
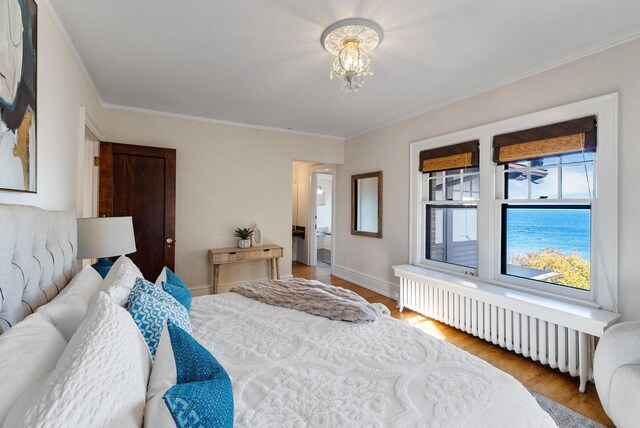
[493,116,597,164]
[419,140,479,173]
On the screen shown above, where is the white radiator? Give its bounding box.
[393,265,620,392]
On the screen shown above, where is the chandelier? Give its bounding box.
[321,19,383,93]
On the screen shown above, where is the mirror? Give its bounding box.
[351,171,382,238]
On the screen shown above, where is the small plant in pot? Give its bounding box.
[234,227,254,249]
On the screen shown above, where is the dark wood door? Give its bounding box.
[99,142,176,279]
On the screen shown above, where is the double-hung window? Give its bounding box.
[410,94,618,310]
[494,116,597,293]
[420,141,479,271]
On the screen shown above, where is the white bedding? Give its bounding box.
[190,293,557,428]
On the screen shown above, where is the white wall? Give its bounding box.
[335,39,640,321]
[101,108,344,293]
[0,3,103,211]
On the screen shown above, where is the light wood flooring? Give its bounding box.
[292,262,613,427]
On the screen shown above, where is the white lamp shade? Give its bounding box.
[77,217,137,259]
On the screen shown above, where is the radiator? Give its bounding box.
[393,265,619,392]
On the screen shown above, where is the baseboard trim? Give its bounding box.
[332,264,399,300]
[190,274,294,297]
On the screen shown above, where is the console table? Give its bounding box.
[208,244,283,294]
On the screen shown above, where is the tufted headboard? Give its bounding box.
[0,204,77,334]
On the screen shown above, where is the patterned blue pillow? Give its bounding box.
[163,321,234,428]
[125,278,191,358]
[163,268,192,311]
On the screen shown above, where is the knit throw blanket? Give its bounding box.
[230,278,390,323]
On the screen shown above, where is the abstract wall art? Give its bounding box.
[0,0,37,192]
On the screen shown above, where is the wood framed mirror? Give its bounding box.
[351,171,382,238]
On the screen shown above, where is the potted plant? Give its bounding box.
[234,227,254,249]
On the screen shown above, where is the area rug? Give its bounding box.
[529,389,606,428]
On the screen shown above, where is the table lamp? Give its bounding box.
[77,217,137,278]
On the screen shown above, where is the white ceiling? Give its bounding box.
[49,0,640,138]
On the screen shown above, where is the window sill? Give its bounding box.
[393,264,620,336]
[415,260,595,308]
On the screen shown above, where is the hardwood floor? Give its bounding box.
[292,262,614,427]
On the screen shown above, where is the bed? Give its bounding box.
[0,204,556,427]
[190,293,555,427]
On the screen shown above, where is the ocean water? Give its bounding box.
[505,208,591,261]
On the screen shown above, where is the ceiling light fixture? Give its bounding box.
[321,18,383,93]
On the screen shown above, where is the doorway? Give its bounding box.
[308,164,334,270]
[78,124,101,268]
[81,126,99,219]
[314,172,332,268]
[291,162,335,272]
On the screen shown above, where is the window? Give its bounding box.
[426,205,477,268]
[501,153,596,289]
[503,153,595,200]
[496,118,596,292]
[419,141,479,270]
[409,94,618,310]
[501,205,591,290]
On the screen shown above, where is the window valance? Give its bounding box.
[493,116,596,164]
[419,140,479,173]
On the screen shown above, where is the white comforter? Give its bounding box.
[190,293,557,428]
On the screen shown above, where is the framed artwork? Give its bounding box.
[0,0,37,192]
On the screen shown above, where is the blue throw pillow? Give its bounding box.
[166,268,187,289]
[125,278,191,358]
[163,321,234,428]
[162,268,192,311]
[163,282,192,311]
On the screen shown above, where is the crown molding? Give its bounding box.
[346,31,640,140]
[102,103,345,141]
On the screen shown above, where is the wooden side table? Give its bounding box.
[208,244,283,294]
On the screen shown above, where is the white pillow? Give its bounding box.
[2,372,53,428]
[97,255,143,305]
[10,292,151,428]
[0,314,67,426]
[146,322,178,401]
[145,390,176,428]
[36,265,103,340]
[144,322,181,428]
[155,267,167,287]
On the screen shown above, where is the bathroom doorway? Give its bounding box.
[291,162,334,271]
[309,165,333,269]
[314,171,333,268]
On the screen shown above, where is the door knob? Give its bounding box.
[166,238,174,244]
